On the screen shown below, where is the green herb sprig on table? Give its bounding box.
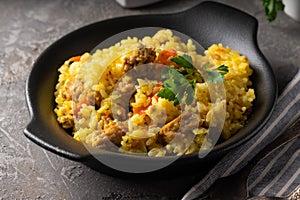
[157,54,229,106]
[263,0,285,21]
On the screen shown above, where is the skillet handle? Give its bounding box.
[24,118,90,161]
[178,1,258,49]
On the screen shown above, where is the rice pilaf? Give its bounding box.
[54,29,255,157]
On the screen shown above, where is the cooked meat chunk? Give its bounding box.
[159,115,181,135]
[102,116,127,146]
[159,112,203,143]
[123,47,156,72]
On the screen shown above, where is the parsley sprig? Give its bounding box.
[158,67,194,106]
[204,64,229,83]
[263,0,285,21]
[157,54,229,106]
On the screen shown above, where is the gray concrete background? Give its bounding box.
[0,0,299,199]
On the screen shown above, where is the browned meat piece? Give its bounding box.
[159,114,181,135]
[102,116,128,146]
[159,112,203,143]
[159,114,182,143]
[123,47,156,72]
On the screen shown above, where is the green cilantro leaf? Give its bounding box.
[170,55,194,69]
[216,65,229,75]
[157,53,229,105]
[157,87,179,106]
[263,0,285,22]
[203,64,229,83]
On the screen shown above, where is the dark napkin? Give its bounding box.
[183,69,300,200]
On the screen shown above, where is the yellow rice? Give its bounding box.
[54,29,255,157]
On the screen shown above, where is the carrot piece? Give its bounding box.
[156,49,177,66]
[133,106,148,115]
[69,56,81,62]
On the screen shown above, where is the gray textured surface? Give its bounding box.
[0,0,299,199]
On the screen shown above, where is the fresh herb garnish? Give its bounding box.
[263,0,285,22]
[204,64,229,83]
[157,67,194,106]
[171,55,203,88]
[171,55,194,69]
[157,87,179,105]
[157,53,229,106]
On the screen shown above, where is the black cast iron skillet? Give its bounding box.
[24,1,277,176]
